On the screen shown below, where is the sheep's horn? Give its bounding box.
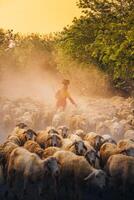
[84,172,95,181]
[46,136,52,141]
[69,141,76,149]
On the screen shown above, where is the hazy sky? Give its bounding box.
[0,0,81,33]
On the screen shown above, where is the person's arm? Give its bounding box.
[55,90,60,99]
[68,92,77,107]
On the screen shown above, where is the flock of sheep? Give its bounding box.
[0,96,134,200]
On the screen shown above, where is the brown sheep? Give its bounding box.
[65,140,88,156]
[0,142,18,175]
[102,134,116,145]
[24,140,44,158]
[69,115,88,131]
[69,134,82,142]
[24,129,37,141]
[8,123,27,137]
[84,132,104,151]
[117,139,134,150]
[36,127,59,149]
[99,142,124,168]
[7,133,27,146]
[7,147,61,197]
[106,154,134,191]
[61,138,72,150]
[84,141,99,168]
[42,147,60,159]
[35,131,47,149]
[54,150,106,189]
[57,125,69,138]
[7,129,36,146]
[124,130,134,140]
[45,134,62,148]
[74,129,86,140]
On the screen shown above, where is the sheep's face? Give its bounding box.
[58,126,69,138]
[85,150,98,167]
[75,130,84,138]
[94,136,104,151]
[46,135,62,147]
[92,170,106,189]
[75,141,87,155]
[85,170,106,189]
[45,157,60,177]
[25,129,36,141]
[122,147,134,157]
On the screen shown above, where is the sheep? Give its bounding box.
[63,140,87,156]
[84,132,104,151]
[102,134,117,145]
[99,142,125,168]
[117,139,134,149]
[46,134,62,148]
[7,147,61,197]
[7,133,26,146]
[54,150,106,190]
[24,140,44,158]
[117,139,134,157]
[46,126,59,135]
[52,111,65,127]
[106,154,134,192]
[42,147,60,159]
[96,122,111,136]
[74,129,86,140]
[8,123,28,138]
[61,138,73,150]
[110,121,125,141]
[69,115,88,131]
[24,129,37,141]
[57,125,69,138]
[35,131,48,149]
[127,114,134,126]
[36,127,59,149]
[0,142,18,176]
[124,130,134,140]
[84,145,99,168]
[69,134,82,142]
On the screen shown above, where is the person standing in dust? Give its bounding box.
[55,79,77,111]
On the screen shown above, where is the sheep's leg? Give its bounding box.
[38,181,44,197]
[5,169,16,199]
[22,173,29,198]
[7,168,16,188]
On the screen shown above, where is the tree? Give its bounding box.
[57,0,134,94]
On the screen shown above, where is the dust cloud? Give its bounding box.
[0,53,113,104]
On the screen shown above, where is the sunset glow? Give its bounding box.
[0,0,81,33]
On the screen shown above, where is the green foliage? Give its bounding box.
[57,0,134,94]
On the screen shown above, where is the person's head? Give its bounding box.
[62,79,70,89]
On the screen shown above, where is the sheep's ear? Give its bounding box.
[55,131,59,135]
[84,172,95,181]
[130,139,134,143]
